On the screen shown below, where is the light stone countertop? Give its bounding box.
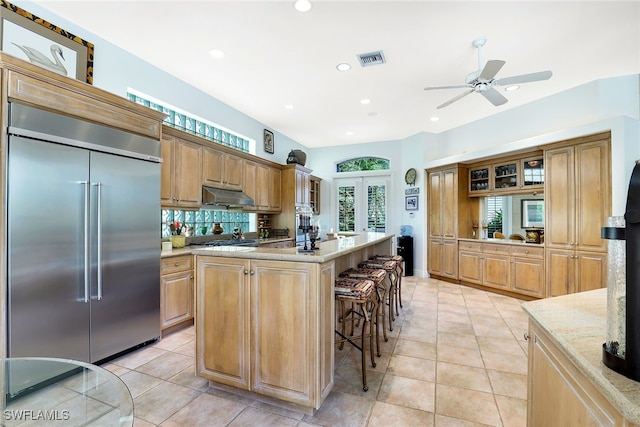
[458,237,544,246]
[160,237,295,258]
[522,289,640,423]
[190,232,394,263]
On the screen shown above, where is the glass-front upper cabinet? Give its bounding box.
[469,166,490,193]
[493,162,518,190]
[521,157,544,189]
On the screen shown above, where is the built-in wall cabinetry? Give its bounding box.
[273,164,313,238]
[161,126,282,212]
[458,240,544,298]
[544,133,611,297]
[428,132,610,300]
[310,175,321,215]
[202,146,243,191]
[161,132,202,208]
[427,166,476,280]
[160,255,194,333]
[468,151,544,196]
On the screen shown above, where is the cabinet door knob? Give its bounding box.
[250,270,255,275]
[175,263,179,267]
[524,333,530,341]
[525,250,529,254]
[244,270,249,275]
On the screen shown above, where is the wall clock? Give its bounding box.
[404,168,417,186]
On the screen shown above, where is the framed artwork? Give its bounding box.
[263,129,274,154]
[522,199,544,227]
[405,195,418,211]
[0,1,94,84]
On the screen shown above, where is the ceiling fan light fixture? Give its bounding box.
[505,85,520,92]
[294,0,312,12]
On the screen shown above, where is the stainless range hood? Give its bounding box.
[202,185,254,208]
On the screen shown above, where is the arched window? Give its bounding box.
[336,157,389,172]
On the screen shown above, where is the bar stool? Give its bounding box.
[334,277,378,392]
[339,267,389,348]
[369,254,404,313]
[358,259,398,324]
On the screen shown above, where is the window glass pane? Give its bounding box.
[484,196,503,238]
[128,92,251,154]
[367,185,386,232]
[337,157,389,172]
[338,186,355,232]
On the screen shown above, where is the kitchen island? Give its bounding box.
[191,232,394,413]
[522,289,640,426]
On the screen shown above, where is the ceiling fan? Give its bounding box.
[424,37,552,109]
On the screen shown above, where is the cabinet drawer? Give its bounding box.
[511,245,544,259]
[161,255,193,275]
[483,243,510,255]
[459,241,482,252]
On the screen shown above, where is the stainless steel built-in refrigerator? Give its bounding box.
[7,103,161,364]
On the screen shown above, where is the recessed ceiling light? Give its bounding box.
[208,49,224,59]
[284,104,294,110]
[294,0,312,12]
[346,131,354,136]
[360,99,371,105]
[430,116,440,122]
[336,63,351,72]
[367,112,378,117]
[505,85,520,92]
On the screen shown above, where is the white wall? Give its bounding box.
[17,1,640,278]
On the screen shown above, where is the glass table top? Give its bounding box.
[1,357,133,426]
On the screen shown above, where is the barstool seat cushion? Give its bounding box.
[370,254,403,263]
[358,260,396,272]
[335,278,375,301]
[339,268,386,282]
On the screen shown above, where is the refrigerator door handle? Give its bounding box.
[94,182,103,300]
[82,181,90,303]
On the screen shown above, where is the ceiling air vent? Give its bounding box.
[357,50,386,67]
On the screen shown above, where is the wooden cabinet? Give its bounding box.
[274,164,313,236]
[202,146,243,191]
[521,155,545,190]
[160,255,194,333]
[310,175,321,215]
[468,152,543,196]
[196,256,334,409]
[527,319,634,426]
[427,166,475,280]
[161,133,202,208]
[295,166,311,207]
[458,241,545,297]
[545,133,610,296]
[243,160,281,212]
[482,243,510,291]
[469,161,517,194]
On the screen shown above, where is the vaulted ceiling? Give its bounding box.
[33,1,640,148]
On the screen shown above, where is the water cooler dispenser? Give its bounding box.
[397,225,414,276]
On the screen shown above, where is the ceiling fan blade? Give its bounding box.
[481,88,508,106]
[479,60,506,81]
[424,84,471,91]
[436,89,474,109]
[495,70,553,86]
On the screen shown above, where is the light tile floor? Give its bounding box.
[103,276,530,426]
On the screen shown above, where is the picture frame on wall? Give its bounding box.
[522,199,544,227]
[263,129,274,154]
[0,0,94,84]
[405,195,418,211]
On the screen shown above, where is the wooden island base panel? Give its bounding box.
[191,232,394,413]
